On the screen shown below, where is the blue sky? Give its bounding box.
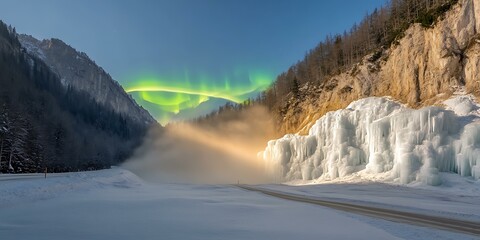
[0,0,387,122]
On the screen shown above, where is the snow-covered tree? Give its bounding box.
[5,113,28,173]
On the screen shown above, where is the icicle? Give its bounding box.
[262,97,480,185]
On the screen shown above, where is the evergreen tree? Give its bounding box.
[291,77,299,97]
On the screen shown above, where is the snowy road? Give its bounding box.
[0,173,69,181]
[0,169,478,240]
[236,184,480,236]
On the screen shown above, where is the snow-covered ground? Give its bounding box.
[0,168,475,240]
[259,172,480,223]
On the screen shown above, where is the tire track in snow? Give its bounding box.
[235,184,480,236]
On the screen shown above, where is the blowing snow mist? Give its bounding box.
[122,106,276,184]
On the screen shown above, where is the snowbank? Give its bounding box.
[262,97,480,185]
[0,168,144,206]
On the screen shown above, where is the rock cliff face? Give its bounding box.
[280,0,480,134]
[18,35,156,126]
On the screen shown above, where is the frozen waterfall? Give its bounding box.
[261,97,480,185]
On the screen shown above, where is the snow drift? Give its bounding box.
[261,97,480,185]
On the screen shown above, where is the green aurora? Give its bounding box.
[124,70,274,124]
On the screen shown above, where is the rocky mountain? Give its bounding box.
[277,0,480,134]
[0,21,153,173]
[260,0,480,185]
[18,34,156,126]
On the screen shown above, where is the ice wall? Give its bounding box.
[262,97,480,185]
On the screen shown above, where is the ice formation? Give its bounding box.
[262,97,480,185]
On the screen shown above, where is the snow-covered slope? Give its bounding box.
[262,96,480,185]
[18,34,156,126]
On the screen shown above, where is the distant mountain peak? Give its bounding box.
[18,34,156,125]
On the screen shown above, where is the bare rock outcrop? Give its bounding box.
[281,0,480,134]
